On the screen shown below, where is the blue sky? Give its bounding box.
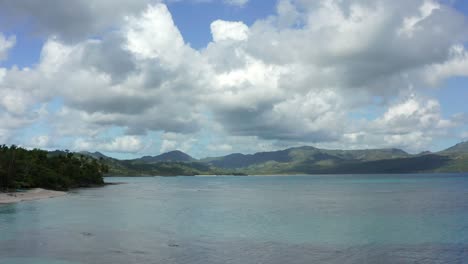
[167,1,276,49]
[0,0,467,159]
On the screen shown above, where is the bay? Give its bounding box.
[1,174,468,263]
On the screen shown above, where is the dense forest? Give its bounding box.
[0,145,107,191]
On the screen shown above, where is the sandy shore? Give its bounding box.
[0,188,66,204]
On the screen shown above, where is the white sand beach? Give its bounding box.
[0,188,66,204]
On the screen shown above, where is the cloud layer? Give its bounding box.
[0,0,467,155]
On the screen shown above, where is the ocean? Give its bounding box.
[1,174,468,263]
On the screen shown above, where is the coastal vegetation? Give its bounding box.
[1,142,467,187]
[0,145,107,191]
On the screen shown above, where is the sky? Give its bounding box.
[0,0,467,159]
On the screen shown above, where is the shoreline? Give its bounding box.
[0,188,66,204]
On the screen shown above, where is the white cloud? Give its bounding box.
[160,132,197,153]
[0,89,31,114]
[424,45,468,85]
[0,4,206,140]
[74,136,145,153]
[105,136,145,153]
[0,110,46,147]
[337,97,455,152]
[373,98,452,134]
[0,33,15,61]
[124,4,186,63]
[0,1,467,155]
[29,135,51,149]
[276,0,301,27]
[399,0,440,37]
[160,139,178,153]
[383,131,432,151]
[224,0,248,7]
[0,0,157,43]
[211,20,249,42]
[199,0,467,150]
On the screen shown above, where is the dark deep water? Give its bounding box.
[1,174,468,264]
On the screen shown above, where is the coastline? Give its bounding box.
[0,188,66,204]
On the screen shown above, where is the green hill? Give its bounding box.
[202,148,292,169]
[77,151,240,176]
[439,141,468,154]
[433,141,468,173]
[77,142,468,176]
[134,150,195,163]
[203,146,409,170]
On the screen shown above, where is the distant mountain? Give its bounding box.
[107,160,222,176]
[440,141,468,154]
[48,141,468,176]
[78,151,110,160]
[135,150,195,163]
[202,148,293,169]
[74,150,241,176]
[203,146,409,169]
[320,148,409,161]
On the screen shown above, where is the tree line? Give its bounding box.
[0,145,108,191]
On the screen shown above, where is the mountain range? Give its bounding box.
[75,141,468,176]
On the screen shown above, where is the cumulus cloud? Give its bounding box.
[0,88,31,114]
[74,136,145,153]
[0,3,206,140]
[198,0,468,150]
[314,95,459,152]
[124,4,186,63]
[160,132,197,153]
[211,20,249,42]
[0,0,467,155]
[0,0,157,43]
[0,110,47,146]
[424,45,468,85]
[0,33,15,61]
[398,0,441,37]
[372,97,453,134]
[29,135,51,149]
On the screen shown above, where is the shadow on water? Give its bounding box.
[0,203,17,214]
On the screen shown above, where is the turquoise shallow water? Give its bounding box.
[1,174,468,263]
